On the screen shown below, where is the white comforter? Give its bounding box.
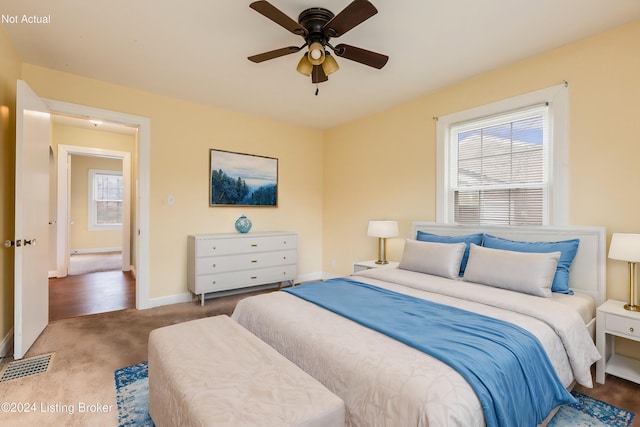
[231,268,601,427]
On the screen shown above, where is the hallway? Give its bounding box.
[49,270,135,321]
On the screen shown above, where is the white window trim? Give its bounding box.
[88,168,124,231]
[436,83,569,226]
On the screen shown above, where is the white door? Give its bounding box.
[13,80,50,359]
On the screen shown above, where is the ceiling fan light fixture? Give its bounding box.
[296,54,313,76]
[322,51,339,75]
[307,42,325,65]
[248,1,387,88]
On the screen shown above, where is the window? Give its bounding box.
[89,169,123,230]
[437,84,568,226]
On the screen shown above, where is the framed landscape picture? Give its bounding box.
[209,149,278,207]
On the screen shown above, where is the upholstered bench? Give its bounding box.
[148,315,345,427]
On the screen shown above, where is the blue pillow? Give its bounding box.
[416,231,484,276]
[481,235,580,294]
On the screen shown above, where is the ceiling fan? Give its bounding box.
[248,0,389,86]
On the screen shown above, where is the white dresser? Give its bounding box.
[187,232,297,305]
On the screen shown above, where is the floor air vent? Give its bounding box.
[0,353,53,382]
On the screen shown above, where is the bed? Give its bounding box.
[231,223,605,427]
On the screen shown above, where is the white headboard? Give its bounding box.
[411,222,607,307]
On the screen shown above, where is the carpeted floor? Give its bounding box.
[1,287,639,426]
[0,290,258,426]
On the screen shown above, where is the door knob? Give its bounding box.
[4,240,22,248]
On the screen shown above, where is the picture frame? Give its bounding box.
[209,149,278,207]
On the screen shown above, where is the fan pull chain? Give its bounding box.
[315,84,319,96]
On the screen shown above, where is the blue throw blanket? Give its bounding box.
[283,278,576,427]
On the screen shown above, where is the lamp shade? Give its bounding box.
[367,221,399,238]
[296,55,313,76]
[609,233,640,262]
[321,52,339,75]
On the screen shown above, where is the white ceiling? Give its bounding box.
[3,0,640,129]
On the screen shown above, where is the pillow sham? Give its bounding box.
[398,239,466,279]
[416,231,484,276]
[463,244,560,298]
[482,235,579,294]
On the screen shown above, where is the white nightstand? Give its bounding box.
[353,260,399,273]
[596,299,640,384]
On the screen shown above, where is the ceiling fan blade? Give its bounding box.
[333,43,388,69]
[323,0,378,38]
[248,46,303,63]
[312,65,328,83]
[250,1,307,36]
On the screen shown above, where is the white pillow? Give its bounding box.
[398,239,466,279]
[463,244,560,298]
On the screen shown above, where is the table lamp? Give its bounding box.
[608,233,640,311]
[367,221,399,265]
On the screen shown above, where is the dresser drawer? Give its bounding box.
[196,234,297,256]
[606,313,640,338]
[195,250,297,274]
[194,265,297,293]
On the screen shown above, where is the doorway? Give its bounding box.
[44,98,152,311]
[49,114,136,319]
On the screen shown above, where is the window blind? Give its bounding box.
[450,106,547,225]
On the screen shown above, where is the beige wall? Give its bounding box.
[0,26,21,348]
[69,155,123,251]
[22,64,324,299]
[51,123,135,254]
[323,20,640,357]
[324,19,640,299]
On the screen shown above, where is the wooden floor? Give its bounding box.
[49,270,136,321]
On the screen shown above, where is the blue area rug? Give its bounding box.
[114,362,634,427]
[548,391,635,427]
[114,362,154,427]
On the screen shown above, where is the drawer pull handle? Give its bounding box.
[212,246,216,250]
[212,280,216,285]
[251,244,258,247]
[251,276,257,279]
[631,327,635,333]
[251,260,258,263]
[212,263,216,268]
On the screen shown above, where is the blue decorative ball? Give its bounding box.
[235,215,252,233]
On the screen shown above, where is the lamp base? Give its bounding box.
[375,260,389,265]
[624,304,640,311]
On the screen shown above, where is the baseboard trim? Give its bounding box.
[71,247,122,255]
[296,272,324,283]
[321,272,341,281]
[147,292,193,309]
[1,328,13,358]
